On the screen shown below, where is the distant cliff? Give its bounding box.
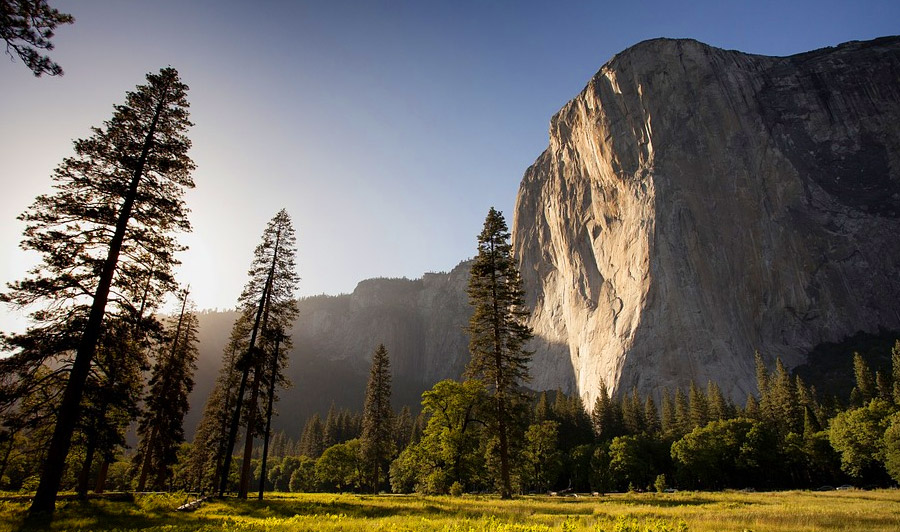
[513,37,900,406]
[185,262,472,437]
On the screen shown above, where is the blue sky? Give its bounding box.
[1,1,897,326]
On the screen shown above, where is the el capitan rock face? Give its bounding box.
[513,37,900,406]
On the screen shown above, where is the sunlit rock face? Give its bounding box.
[513,37,900,406]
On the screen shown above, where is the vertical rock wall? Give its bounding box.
[513,37,900,405]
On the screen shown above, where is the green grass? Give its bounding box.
[0,490,897,532]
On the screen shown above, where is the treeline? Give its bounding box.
[56,340,897,497]
[194,343,900,496]
[385,349,900,495]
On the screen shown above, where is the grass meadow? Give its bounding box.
[0,490,897,532]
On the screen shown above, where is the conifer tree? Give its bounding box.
[465,207,533,499]
[134,289,199,491]
[0,0,74,76]
[219,209,299,498]
[591,381,622,441]
[688,381,708,430]
[0,67,194,514]
[393,406,414,453]
[754,351,772,419]
[660,388,676,436]
[674,389,690,436]
[189,318,249,492]
[258,326,288,499]
[534,392,551,423]
[360,344,394,492]
[323,403,340,449]
[298,414,325,458]
[853,352,876,404]
[644,396,661,436]
[622,387,646,435]
[706,381,729,421]
[769,358,800,437]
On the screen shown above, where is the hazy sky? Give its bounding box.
[1,0,897,328]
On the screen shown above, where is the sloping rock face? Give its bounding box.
[185,262,472,437]
[513,37,900,405]
[291,261,472,385]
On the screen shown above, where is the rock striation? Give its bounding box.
[513,37,900,406]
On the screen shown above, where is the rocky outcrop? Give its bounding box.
[513,37,900,406]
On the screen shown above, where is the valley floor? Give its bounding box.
[0,490,898,532]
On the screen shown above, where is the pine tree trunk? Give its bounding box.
[29,87,169,517]
[0,440,14,487]
[94,460,109,493]
[258,336,280,500]
[137,426,157,491]
[496,397,512,499]
[76,436,97,499]
[489,240,512,500]
[239,367,262,498]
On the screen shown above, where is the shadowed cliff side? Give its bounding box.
[513,36,900,405]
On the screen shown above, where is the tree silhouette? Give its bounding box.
[0,0,73,76]
[219,209,298,498]
[360,344,394,492]
[134,289,199,491]
[1,67,193,515]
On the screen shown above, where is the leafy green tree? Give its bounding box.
[828,399,893,481]
[360,344,394,492]
[521,420,562,492]
[643,396,661,437]
[220,209,299,498]
[465,207,533,499]
[590,444,613,493]
[288,456,317,492]
[0,67,194,515]
[608,435,658,491]
[134,290,199,491]
[316,439,362,492]
[671,418,770,490]
[408,379,486,493]
[883,412,900,483]
[568,444,595,492]
[0,0,73,76]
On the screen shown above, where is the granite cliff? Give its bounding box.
[513,36,900,406]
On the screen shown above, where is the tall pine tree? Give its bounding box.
[1,67,194,515]
[134,289,199,491]
[360,344,394,493]
[219,209,298,498]
[465,207,533,499]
